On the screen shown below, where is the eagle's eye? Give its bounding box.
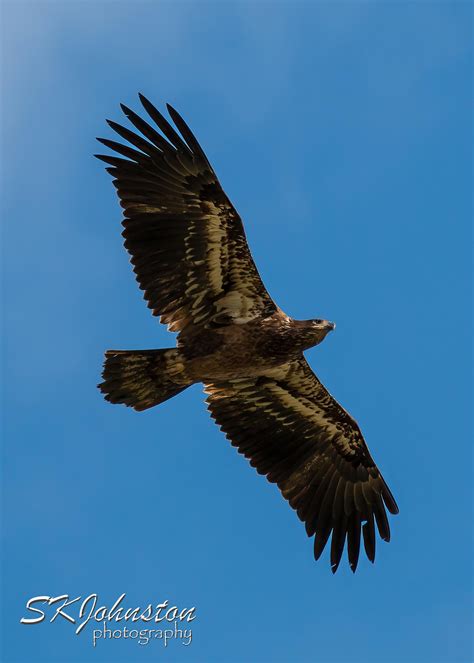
[314,319,323,324]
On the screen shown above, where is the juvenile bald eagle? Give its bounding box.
[97,95,398,573]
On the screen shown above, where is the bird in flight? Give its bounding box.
[96,95,399,573]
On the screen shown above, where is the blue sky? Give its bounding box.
[2,1,472,662]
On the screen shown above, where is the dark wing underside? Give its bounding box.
[205,357,398,572]
[96,94,276,335]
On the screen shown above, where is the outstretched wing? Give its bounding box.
[205,357,398,572]
[96,94,277,334]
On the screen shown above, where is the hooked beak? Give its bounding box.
[325,321,336,332]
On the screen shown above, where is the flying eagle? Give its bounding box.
[96,95,399,573]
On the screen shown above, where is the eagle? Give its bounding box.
[96,94,399,573]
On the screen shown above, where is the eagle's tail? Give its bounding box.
[98,348,193,411]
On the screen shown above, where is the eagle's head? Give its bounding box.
[312,318,336,331]
[311,319,336,344]
[293,318,336,351]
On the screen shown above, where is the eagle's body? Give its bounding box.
[181,313,334,381]
[97,95,399,572]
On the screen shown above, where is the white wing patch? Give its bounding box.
[205,213,228,293]
[214,290,256,323]
[265,382,354,452]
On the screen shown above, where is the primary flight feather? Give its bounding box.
[96,94,399,572]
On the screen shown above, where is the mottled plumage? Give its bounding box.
[97,95,398,572]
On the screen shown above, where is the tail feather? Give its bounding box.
[99,348,192,411]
